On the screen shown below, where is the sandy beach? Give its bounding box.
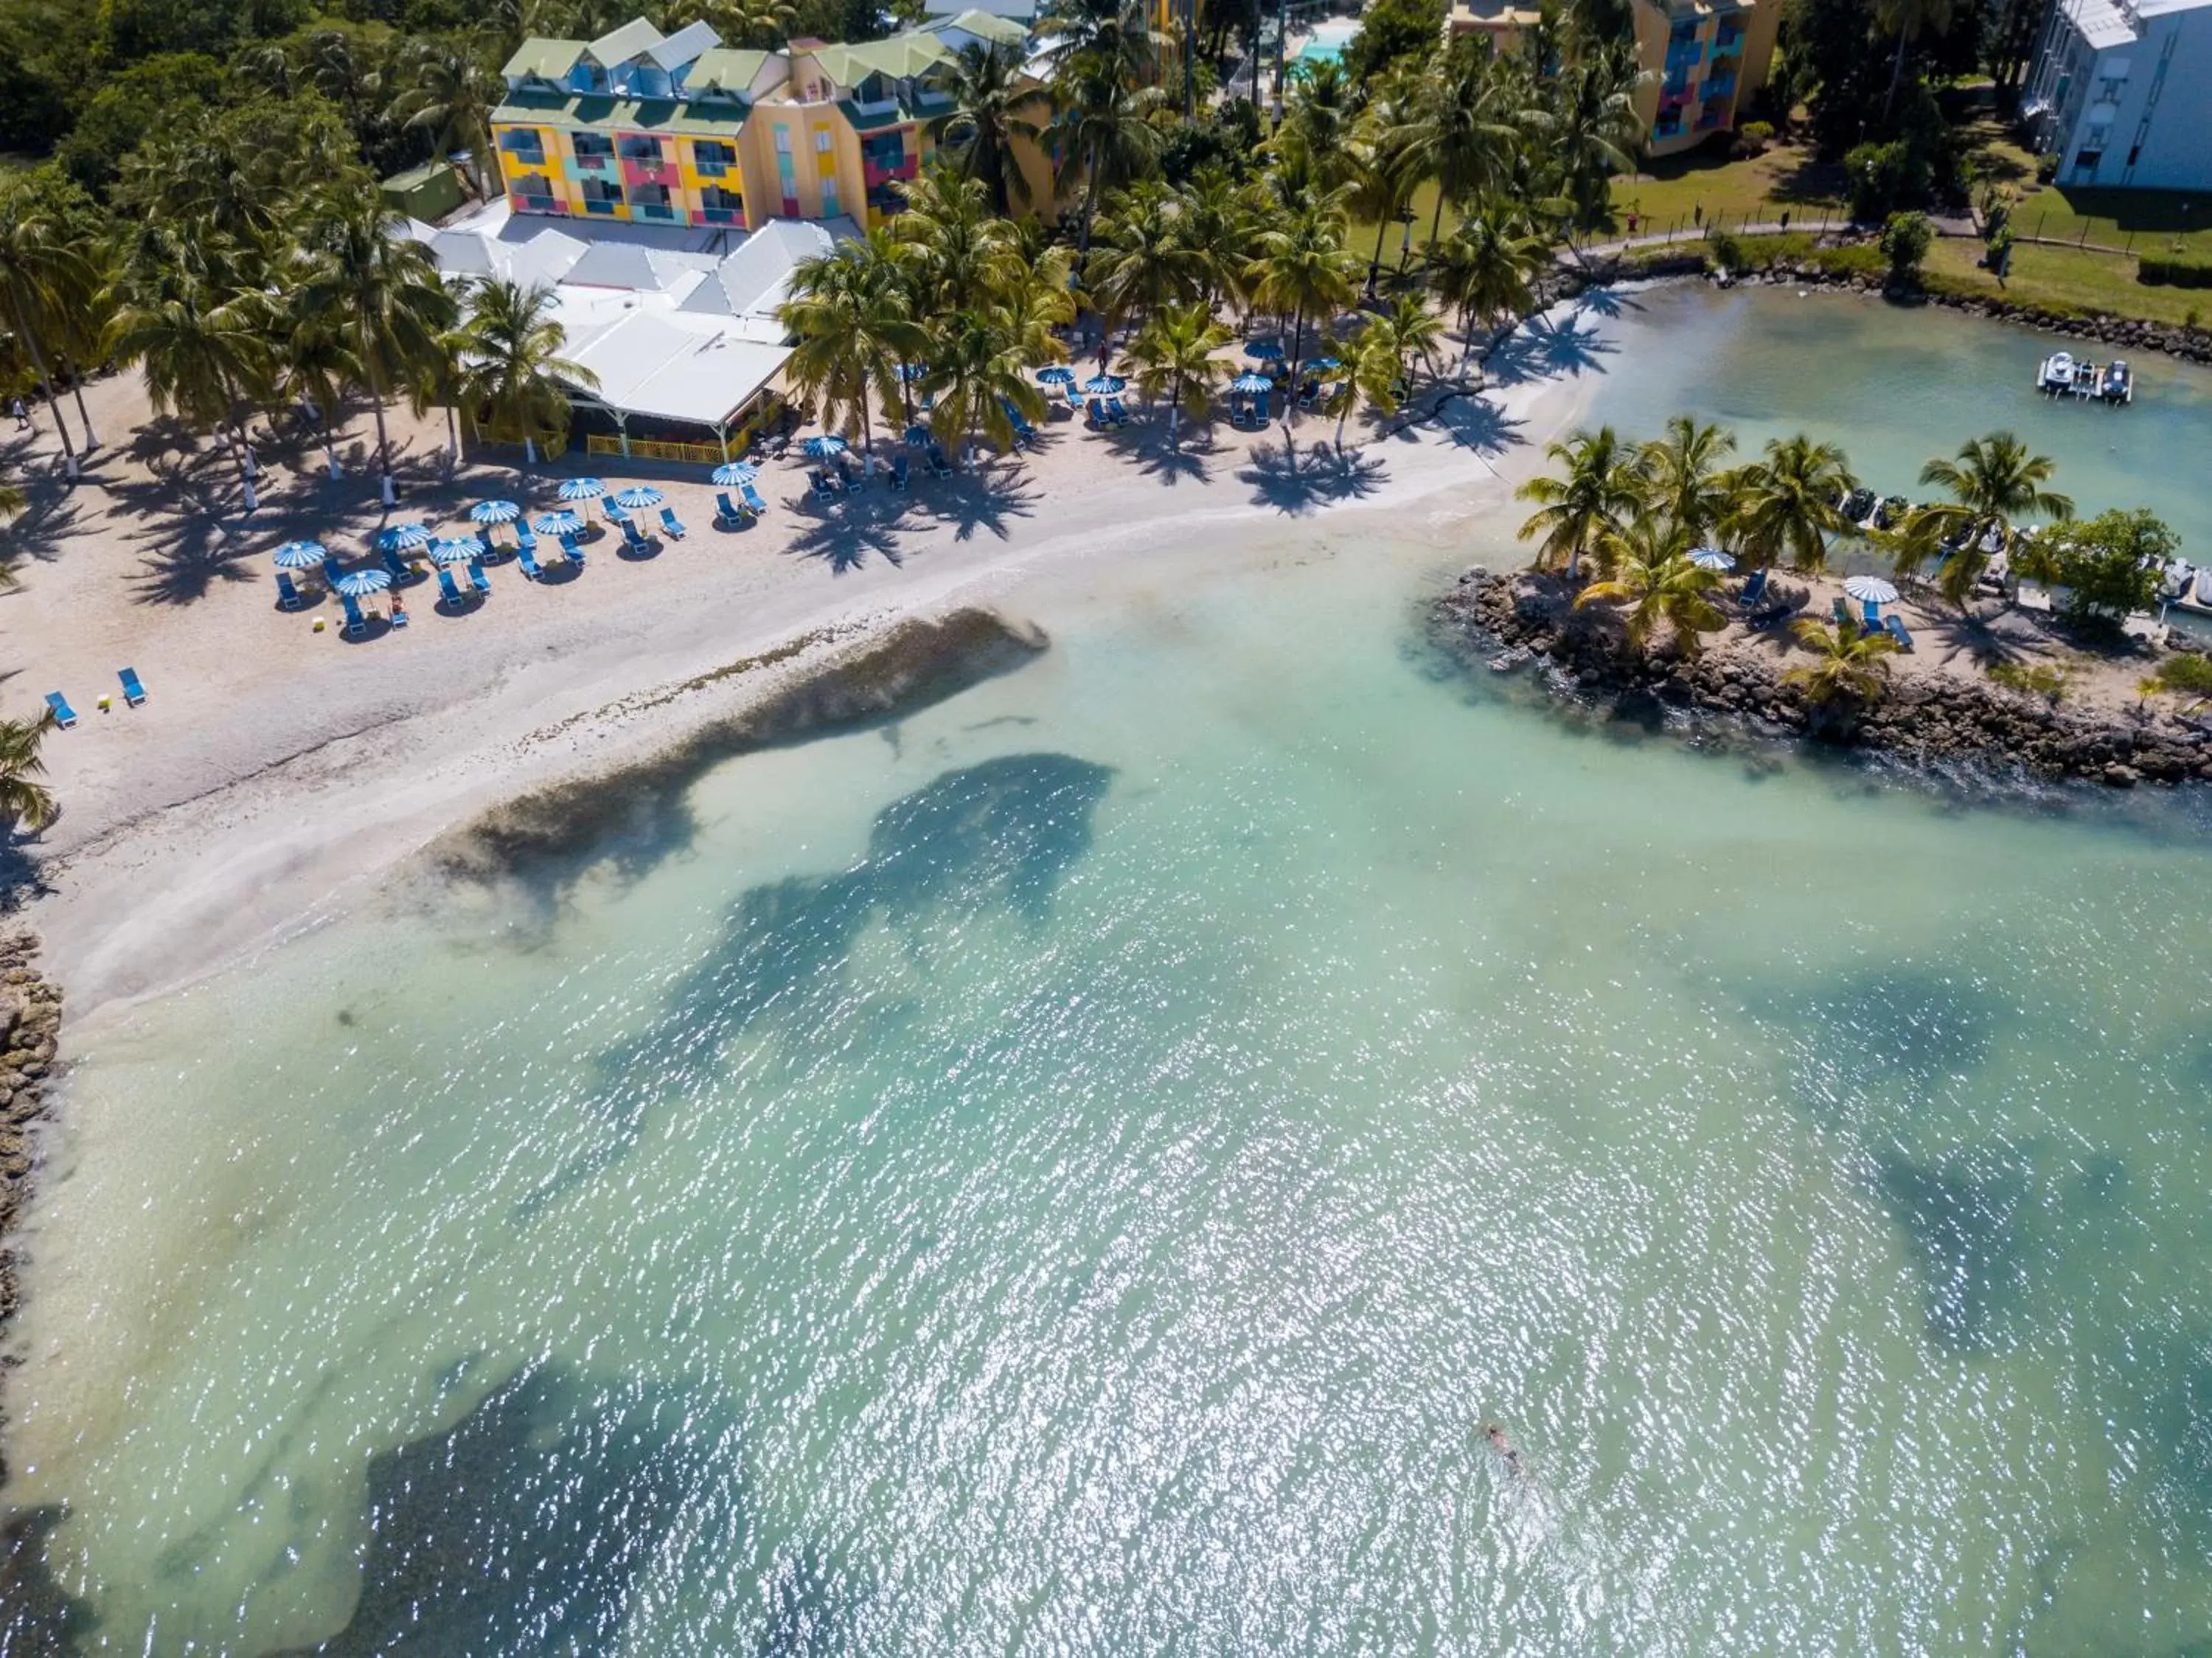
[1,302,1609,1021]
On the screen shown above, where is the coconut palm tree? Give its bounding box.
[666,0,799,49]
[296,187,459,504]
[1399,58,1519,256]
[392,40,501,197]
[1514,425,1646,578]
[1272,59,1362,194]
[108,243,277,509]
[921,308,1044,468]
[1573,530,1728,658]
[897,166,1023,316]
[1913,430,2073,608]
[1051,69,1168,254]
[925,43,1051,217]
[1088,182,1205,339]
[1428,201,1545,367]
[1641,414,1737,544]
[459,278,597,465]
[0,181,91,479]
[1878,0,1953,121]
[1782,617,1900,707]
[1728,434,1856,571]
[1363,293,1447,395]
[1526,48,1643,235]
[1123,301,1229,447]
[779,232,930,476]
[1036,0,1164,88]
[1344,117,1425,296]
[1172,167,1258,314]
[279,300,364,482]
[1246,201,1360,429]
[1326,333,1402,453]
[0,711,58,834]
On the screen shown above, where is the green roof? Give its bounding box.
[928,10,1029,46]
[588,17,666,63]
[492,89,751,136]
[807,32,956,87]
[688,46,771,94]
[501,37,586,80]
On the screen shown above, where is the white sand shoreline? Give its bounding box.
[9,296,1618,1022]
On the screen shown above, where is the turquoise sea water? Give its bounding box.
[10,289,2212,1655]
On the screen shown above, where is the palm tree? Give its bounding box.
[108,245,276,509]
[1172,167,1256,314]
[1051,69,1167,254]
[666,0,799,49]
[1365,293,1447,395]
[1246,201,1360,429]
[1036,0,1164,89]
[0,181,90,479]
[1088,182,1204,339]
[1514,426,1646,578]
[1782,617,1899,708]
[459,278,598,465]
[1641,414,1737,544]
[922,309,1044,468]
[1878,0,1953,121]
[1399,58,1519,256]
[1345,117,1425,296]
[1573,533,1727,658]
[1428,201,1544,367]
[1123,301,1228,447]
[1914,430,2073,608]
[0,711,58,834]
[296,187,459,504]
[897,167,1023,316]
[392,41,501,198]
[779,232,929,477]
[1272,60,1361,194]
[279,301,364,482]
[1526,49,1643,236]
[1326,333,1402,453]
[1728,434,1856,571]
[925,43,1051,218]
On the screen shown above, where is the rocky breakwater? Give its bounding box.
[1439,569,2212,788]
[0,935,63,1472]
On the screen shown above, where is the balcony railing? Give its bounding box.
[584,198,619,214]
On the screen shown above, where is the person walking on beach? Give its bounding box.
[10,398,26,431]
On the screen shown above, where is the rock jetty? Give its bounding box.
[0,934,63,1484]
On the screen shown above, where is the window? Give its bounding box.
[822,178,839,216]
[617,135,663,162]
[773,125,792,153]
[629,181,671,207]
[700,184,742,214]
[571,132,613,161]
[693,139,736,175]
[513,173,554,199]
[815,126,834,153]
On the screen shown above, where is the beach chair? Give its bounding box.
[1251,392,1270,426]
[740,480,770,517]
[118,667,146,707]
[515,526,537,558]
[891,454,910,493]
[1002,400,1037,448]
[1832,595,1851,627]
[1086,398,1106,429]
[467,558,491,597]
[390,603,408,630]
[810,470,840,504]
[1105,396,1129,427]
[1861,598,1884,633]
[275,571,308,610]
[43,691,75,729]
[437,566,465,607]
[603,510,633,542]
[1885,614,1914,651]
[927,443,953,478]
[715,490,747,526]
[517,541,545,580]
[622,517,654,554]
[560,530,586,564]
[339,593,368,636]
[380,547,411,584]
[1738,569,1768,608]
[659,505,687,539]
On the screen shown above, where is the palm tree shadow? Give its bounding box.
[128,533,264,606]
[1933,608,2029,669]
[922,465,1039,544]
[1238,438,1389,515]
[787,495,925,572]
[1484,313,1619,387]
[1134,439,1214,486]
[0,479,88,569]
[1432,395,1529,462]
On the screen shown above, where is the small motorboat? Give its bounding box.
[2198,567,2212,608]
[2038,350,2078,394]
[1872,493,1909,530]
[2101,358,2133,403]
[1840,486,1876,524]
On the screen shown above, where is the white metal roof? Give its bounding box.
[650,18,723,68]
[565,240,720,291]
[565,309,790,426]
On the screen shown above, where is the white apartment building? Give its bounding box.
[2023,0,2212,191]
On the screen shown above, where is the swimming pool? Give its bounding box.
[1297,17,1358,63]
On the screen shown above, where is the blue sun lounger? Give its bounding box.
[1832,595,1851,627]
[926,443,953,479]
[339,593,368,636]
[43,691,75,729]
[621,517,654,553]
[436,566,465,606]
[1885,614,1914,651]
[275,571,308,610]
[1086,398,1107,428]
[1002,400,1037,448]
[810,470,840,504]
[891,454,909,492]
[560,530,585,566]
[119,667,146,706]
[1860,598,1885,632]
[1738,568,1768,608]
[740,480,769,516]
[467,558,492,597]
[1105,396,1129,427]
[715,490,747,526]
[659,505,687,539]
[517,541,545,580]
[515,526,538,558]
[380,547,411,584]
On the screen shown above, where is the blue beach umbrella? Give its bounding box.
[1307,355,1343,373]
[530,510,582,535]
[333,568,393,597]
[1688,547,1736,572]
[428,537,481,566]
[1244,337,1285,361]
[903,425,931,447]
[1037,366,1077,386]
[271,540,327,569]
[1229,372,1274,394]
[1081,374,1126,396]
[557,476,607,502]
[711,462,759,486]
[375,522,433,552]
[802,434,849,460]
[1843,575,1899,604]
[611,485,664,510]
[469,499,521,525]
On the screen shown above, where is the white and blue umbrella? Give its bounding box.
[711,462,759,486]
[1843,575,1899,604]
[375,522,433,552]
[531,510,582,535]
[1081,374,1126,396]
[429,537,483,566]
[1037,366,1077,386]
[557,476,607,502]
[1244,337,1285,361]
[469,499,521,525]
[1688,547,1736,572]
[801,434,849,460]
[1229,372,1274,394]
[333,568,393,597]
[1307,355,1343,373]
[611,485,665,510]
[271,539,327,569]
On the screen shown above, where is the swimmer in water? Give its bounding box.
[1484,1422,1528,1477]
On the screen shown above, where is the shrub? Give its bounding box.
[1988,662,2073,703]
[1733,120,1773,159]
[1846,140,1931,222]
[1710,229,1744,271]
[1807,242,1885,279]
[2136,256,2212,288]
[2035,151,2060,184]
[2154,653,2212,697]
[1880,211,1935,286]
[2012,508,2176,625]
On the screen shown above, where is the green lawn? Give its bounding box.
[1957,112,2212,257]
[1924,237,2212,327]
[1610,140,1848,237]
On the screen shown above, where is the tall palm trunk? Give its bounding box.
[1427,192,1447,263]
[1368,221,1388,297]
[7,281,77,479]
[1077,141,1107,255]
[858,378,874,478]
[1283,309,1304,432]
[60,353,95,450]
[364,349,396,505]
[1166,367,1184,448]
[1883,32,1910,122]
